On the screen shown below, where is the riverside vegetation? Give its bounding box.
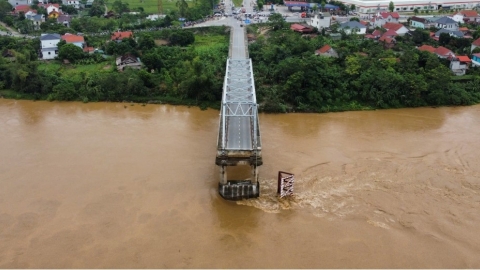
[1,16,480,112]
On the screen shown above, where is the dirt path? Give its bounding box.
[0,21,21,35]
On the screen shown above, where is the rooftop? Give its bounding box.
[315,45,332,54]
[61,33,84,43]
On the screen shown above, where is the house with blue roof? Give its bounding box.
[435,28,464,39]
[435,16,459,31]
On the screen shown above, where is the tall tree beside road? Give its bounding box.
[388,1,394,12]
[268,13,285,31]
[176,0,188,17]
[257,0,264,11]
[350,4,355,11]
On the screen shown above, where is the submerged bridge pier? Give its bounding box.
[215,23,262,200]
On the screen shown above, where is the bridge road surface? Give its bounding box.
[224,0,256,151]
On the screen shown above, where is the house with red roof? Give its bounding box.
[451,10,479,23]
[14,5,33,14]
[372,12,399,27]
[84,47,95,53]
[434,46,455,59]
[378,36,396,49]
[314,44,338,58]
[417,45,456,60]
[383,22,408,36]
[450,56,471,76]
[381,29,398,38]
[290,24,314,33]
[471,38,480,53]
[61,33,85,49]
[370,29,383,38]
[111,31,133,42]
[417,45,436,53]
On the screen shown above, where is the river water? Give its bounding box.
[0,99,479,268]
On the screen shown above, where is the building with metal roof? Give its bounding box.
[339,0,480,14]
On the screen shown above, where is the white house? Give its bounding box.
[308,12,331,29]
[40,33,61,60]
[449,56,471,76]
[371,12,400,27]
[435,16,459,31]
[451,10,479,23]
[40,3,60,14]
[339,21,367,35]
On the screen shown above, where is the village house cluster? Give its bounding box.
[40,30,141,70]
[289,10,480,76]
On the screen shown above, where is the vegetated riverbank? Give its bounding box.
[248,22,480,113]
[2,24,480,113]
[0,26,229,110]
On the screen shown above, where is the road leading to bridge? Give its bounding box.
[215,0,263,200]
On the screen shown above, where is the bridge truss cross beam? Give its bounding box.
[216,58,262,200]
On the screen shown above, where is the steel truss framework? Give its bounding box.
[219,58,261,151]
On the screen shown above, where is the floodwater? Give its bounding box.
[1,99,479,268]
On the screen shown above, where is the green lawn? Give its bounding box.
[110,0,184,14]
[193,33,228,47]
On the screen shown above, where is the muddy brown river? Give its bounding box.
[0,99,479,268]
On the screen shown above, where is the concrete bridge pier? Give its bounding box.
[219,165,227,185]
[251,165,259,184]
[216,153,262,200]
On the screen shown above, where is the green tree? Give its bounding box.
[257,0,264,10]
[414,8,419,15]
[388,1,394,12]
[58,43,85,62]
[176,0,188,17]
[439,32,451,46]
[61,4,78,14]
[138,34,155,50]
[89,4,105,17]
[168,30,194,46]
[112,0,129,15]
[0,0,12,20]
[268,13,285,31]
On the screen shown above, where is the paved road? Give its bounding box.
[219,0,256,151]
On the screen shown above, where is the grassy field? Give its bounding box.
[110,0,187,14]
[193,33,228,47]
[37,61,116,76]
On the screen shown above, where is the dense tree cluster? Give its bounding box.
[249,29,480,112]
[0,28,228,104]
